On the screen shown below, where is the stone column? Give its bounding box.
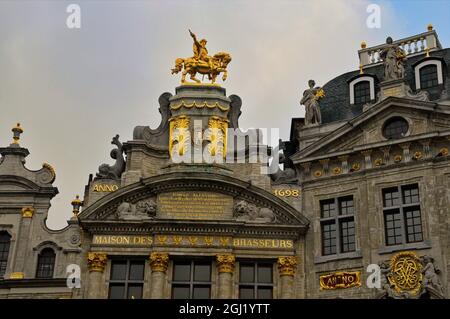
[361,150,373,169]
[149,252,169,299]
[319,159,330,176]
[216,254,235,299]
[338,155,349,174]
[400,142,411,162]
[87,252,107,299]
[277,256,298,299]
[10,207,35,279]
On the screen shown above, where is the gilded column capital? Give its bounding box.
[277,256,298,276]
[87,252,108,272]
[21,206,35,218]
[216,254,236,273]
[150,252,169,273]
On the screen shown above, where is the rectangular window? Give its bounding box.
[172,261,211,299]
[239,262,273,299]
[420,65,438,89]
[320,196,356,256]
[382,184,423,246]
[108,260,145,299]
[354,81,371,104]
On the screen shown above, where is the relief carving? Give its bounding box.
[116,198,157,220]
[233,200,276,223]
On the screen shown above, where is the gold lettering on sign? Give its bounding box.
[319,271,361,290]
[93,184,119,192]
[158,191,233,220]
[91,235,294,250]
[92,235,153,246]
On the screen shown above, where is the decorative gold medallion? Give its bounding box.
[439,147,448,156]
[374,158,383,166]
[351,163,360,171]
[394,154,402,163]
[332,167,342,175]
[314,170,323,178]
[388,251,423,296]
[413,151,422,160]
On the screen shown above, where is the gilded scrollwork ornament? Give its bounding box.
[277,256,298,276]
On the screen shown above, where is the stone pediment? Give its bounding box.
[292,97,450,162]
[78,171,309,232]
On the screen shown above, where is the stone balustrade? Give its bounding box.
[359,29,442,67]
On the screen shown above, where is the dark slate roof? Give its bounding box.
[319,47,450,124]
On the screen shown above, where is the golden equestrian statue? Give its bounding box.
[171,29,232,84]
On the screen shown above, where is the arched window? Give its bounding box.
[36,248,56,278]
[419,65,439,89]
[0,232,11,278]
[349,75,375,105]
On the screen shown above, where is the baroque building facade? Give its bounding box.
[0,26,449,299]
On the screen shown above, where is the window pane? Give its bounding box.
[405,207,423,243]
[383,118,409,139]
[36,248,55,278]
[240,264,255,283]
[257,287,273,299]
[173,262,191,282]
[109,284,125,299]
[0,232,11,278]
[384,209,403,246]
[354,81,371,104]
[383,187,400,207]
[340,218,356,253]
[339,196,354,215]
[194,263,211,282]
[320,199,336,218]
[193,286,210,299]
[321,222,337,255]
[257,264,273,284]
[172,285,190,299]
[420,65,438,89]
[110,261,127,280]
[127,284,143,299]
[402,184,419,204]
[239,287,254,299]
[129,261,145,281]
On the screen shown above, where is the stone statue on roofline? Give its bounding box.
[300,80,324,126]
[380,36,406,81]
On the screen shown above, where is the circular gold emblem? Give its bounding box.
[388,251,423,296]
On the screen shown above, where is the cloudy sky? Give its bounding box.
[0,0,449,229]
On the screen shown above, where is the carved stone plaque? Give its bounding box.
[157,191,233,220]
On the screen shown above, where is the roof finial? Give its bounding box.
[427,23,433,31]
[11,123,23,145]
[360,41,367,49]
[425,47,430,57]
[71,195,83,217]
[359,64,364,75]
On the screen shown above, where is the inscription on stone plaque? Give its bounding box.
[158,191,233,220]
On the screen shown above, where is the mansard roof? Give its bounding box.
[319,48,450,124]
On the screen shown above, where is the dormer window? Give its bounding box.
[414,58,444,90]
[349,75,376,105]
[419,65,438,89]
[354,81,371,104]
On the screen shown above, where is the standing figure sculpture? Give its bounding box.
[300,80,324,126]
[380,37,406,81]
[171,30,232,84]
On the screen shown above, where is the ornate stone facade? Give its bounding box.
[0,27,449,299]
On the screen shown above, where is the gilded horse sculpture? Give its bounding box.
[171,30,232,84]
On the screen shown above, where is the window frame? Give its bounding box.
[414,59,444,90]
[382,183,423,246]
[0,231,11,278]
[319,195,356,256]
[382,117,410,140]
[108,258,146,299]
[349,76,375,105]
[35,247,56,279]
[171,260,212,299]
[238,261,274,299]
